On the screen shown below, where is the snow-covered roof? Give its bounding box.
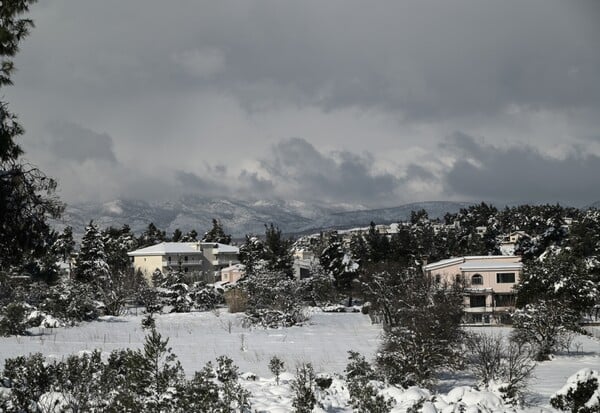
[128,242,203,256]
[221,263,246,272]
[128,242,239,256]
[423,256,521,271]
[460,261,522,271]
[200,242,239,254]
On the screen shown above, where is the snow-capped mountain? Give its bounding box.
[55,197,471,238]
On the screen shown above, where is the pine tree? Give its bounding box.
[74,221,110,283]
[52,226,75,263]
[0,0,63,271]
[238,234,265,277]
[171,228,183,242]
[137,223,166,248]
[181,229,198,242]
[202,218,232,244]
[263,223,294,278]
[319,234,358,305]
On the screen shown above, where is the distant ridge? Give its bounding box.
[54,197,473,239]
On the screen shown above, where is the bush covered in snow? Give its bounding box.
[550,368,600,413]
[0,329,252,412]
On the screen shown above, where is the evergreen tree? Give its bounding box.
[202,218,232,244]
[74,221,110,283]
[515,251,598,314]
[180,229,198,242]
[102,224,137,274]
[171,228,183,242]
[137,223,166,248]
[319,234,358,305]
[263,223,294,277]
[0,0,63,271]
[359,263,464,387]
[364,222,390,263]
[238,234,265,277]
[52,226,75,263]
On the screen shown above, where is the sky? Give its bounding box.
[6,0,600,208]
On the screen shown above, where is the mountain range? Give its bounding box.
[55,197,473,239]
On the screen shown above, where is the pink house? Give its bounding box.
[220,263,246,284]
[423,256,522,324]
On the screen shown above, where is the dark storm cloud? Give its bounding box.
[45,121,117,163]
[5,1,600,205]
[17,1,600,119]
[261,138,399,203]
[443,133,600,205]
[174,171,224,195]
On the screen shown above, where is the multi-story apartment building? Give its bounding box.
[423,255,522,324]
[128,241,239,284]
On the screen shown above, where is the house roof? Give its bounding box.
[423,256,521,271]
[199,242,239,254]
[460,262,522,272]
[221,263,246,272]
[128,242,239,256]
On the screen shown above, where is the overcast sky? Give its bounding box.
[7,0,600,208]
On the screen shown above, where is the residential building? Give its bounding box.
[128,241,239,284]
[220,263,246,284]
[499,231,529,255]
[423,255,522,324]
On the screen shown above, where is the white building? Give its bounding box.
[128,242,239,284]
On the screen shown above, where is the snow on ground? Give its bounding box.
[0,311,599,411]
[0,310,381,378]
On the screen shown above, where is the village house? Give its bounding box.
[220,263,246,284]
[423,255,522,325]
[128,241,239,284]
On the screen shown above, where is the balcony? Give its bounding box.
[162,260,203,267]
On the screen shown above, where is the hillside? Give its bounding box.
[54,197,471,238]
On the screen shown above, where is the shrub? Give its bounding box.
[225,288,248,313]
[269,356,285,385]
[291,363,317,413]
[466,333,536,405]
[550,369,600,413]
[512,299,579,361]
[345,351,392,413]
[0,301,30,336]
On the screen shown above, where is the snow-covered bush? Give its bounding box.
[191,283,224,311]
[1,353,55,411]
[291,363,317,413]
[551,368,600,413]
[345,351,393,413]
[512,299,579,361]
[0,301,31,336]
[41,280,100,323]
[0,329,253,412]
[243,309,301,328]
[243,270,307,327]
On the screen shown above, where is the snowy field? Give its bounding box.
[0,311,599,411]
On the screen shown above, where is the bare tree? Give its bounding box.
[466,333,536,405]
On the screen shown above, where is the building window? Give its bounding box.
[469,295,486,308]
[471,274,483,285]
[184,256,188,262]
[435,274,441,283]
[496,273,515,283]
[168,256,171,262]
[494,294,515,307]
